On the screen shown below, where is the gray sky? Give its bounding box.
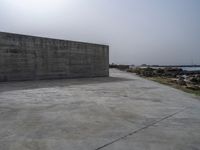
[0,0,200,65]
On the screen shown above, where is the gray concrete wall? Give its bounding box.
[0,32,109,81]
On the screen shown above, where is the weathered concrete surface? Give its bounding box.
[0,69,200,150]
[0,32,109,81]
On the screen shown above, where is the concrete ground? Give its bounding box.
[0,69,200,150]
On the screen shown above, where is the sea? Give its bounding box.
[180,67,200,71]
[144,66,200,71]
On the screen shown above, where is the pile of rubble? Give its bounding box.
[127,67,183,77]
[127,67,200,90]
[177,74,200,90]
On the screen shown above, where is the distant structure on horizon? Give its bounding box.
[0,32,109,82]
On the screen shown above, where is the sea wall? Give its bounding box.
[0,32,109,81]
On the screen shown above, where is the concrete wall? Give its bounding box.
[0,32,109,82]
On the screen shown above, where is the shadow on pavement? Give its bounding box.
[0,77,134,93]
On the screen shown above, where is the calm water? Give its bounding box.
[148,67,200,71]
[181,67,200,71]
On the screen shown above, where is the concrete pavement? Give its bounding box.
[0,69,200,150]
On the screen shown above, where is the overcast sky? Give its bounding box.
[0,0,200,65]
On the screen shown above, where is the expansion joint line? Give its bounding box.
[95,107,188,150]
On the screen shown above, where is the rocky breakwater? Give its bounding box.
[127,67,200,95]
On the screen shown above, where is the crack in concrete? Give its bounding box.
[95,107,188,150]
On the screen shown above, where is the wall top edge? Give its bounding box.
[0,31,109,48]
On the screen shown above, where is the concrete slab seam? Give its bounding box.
[95,107,188,150]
